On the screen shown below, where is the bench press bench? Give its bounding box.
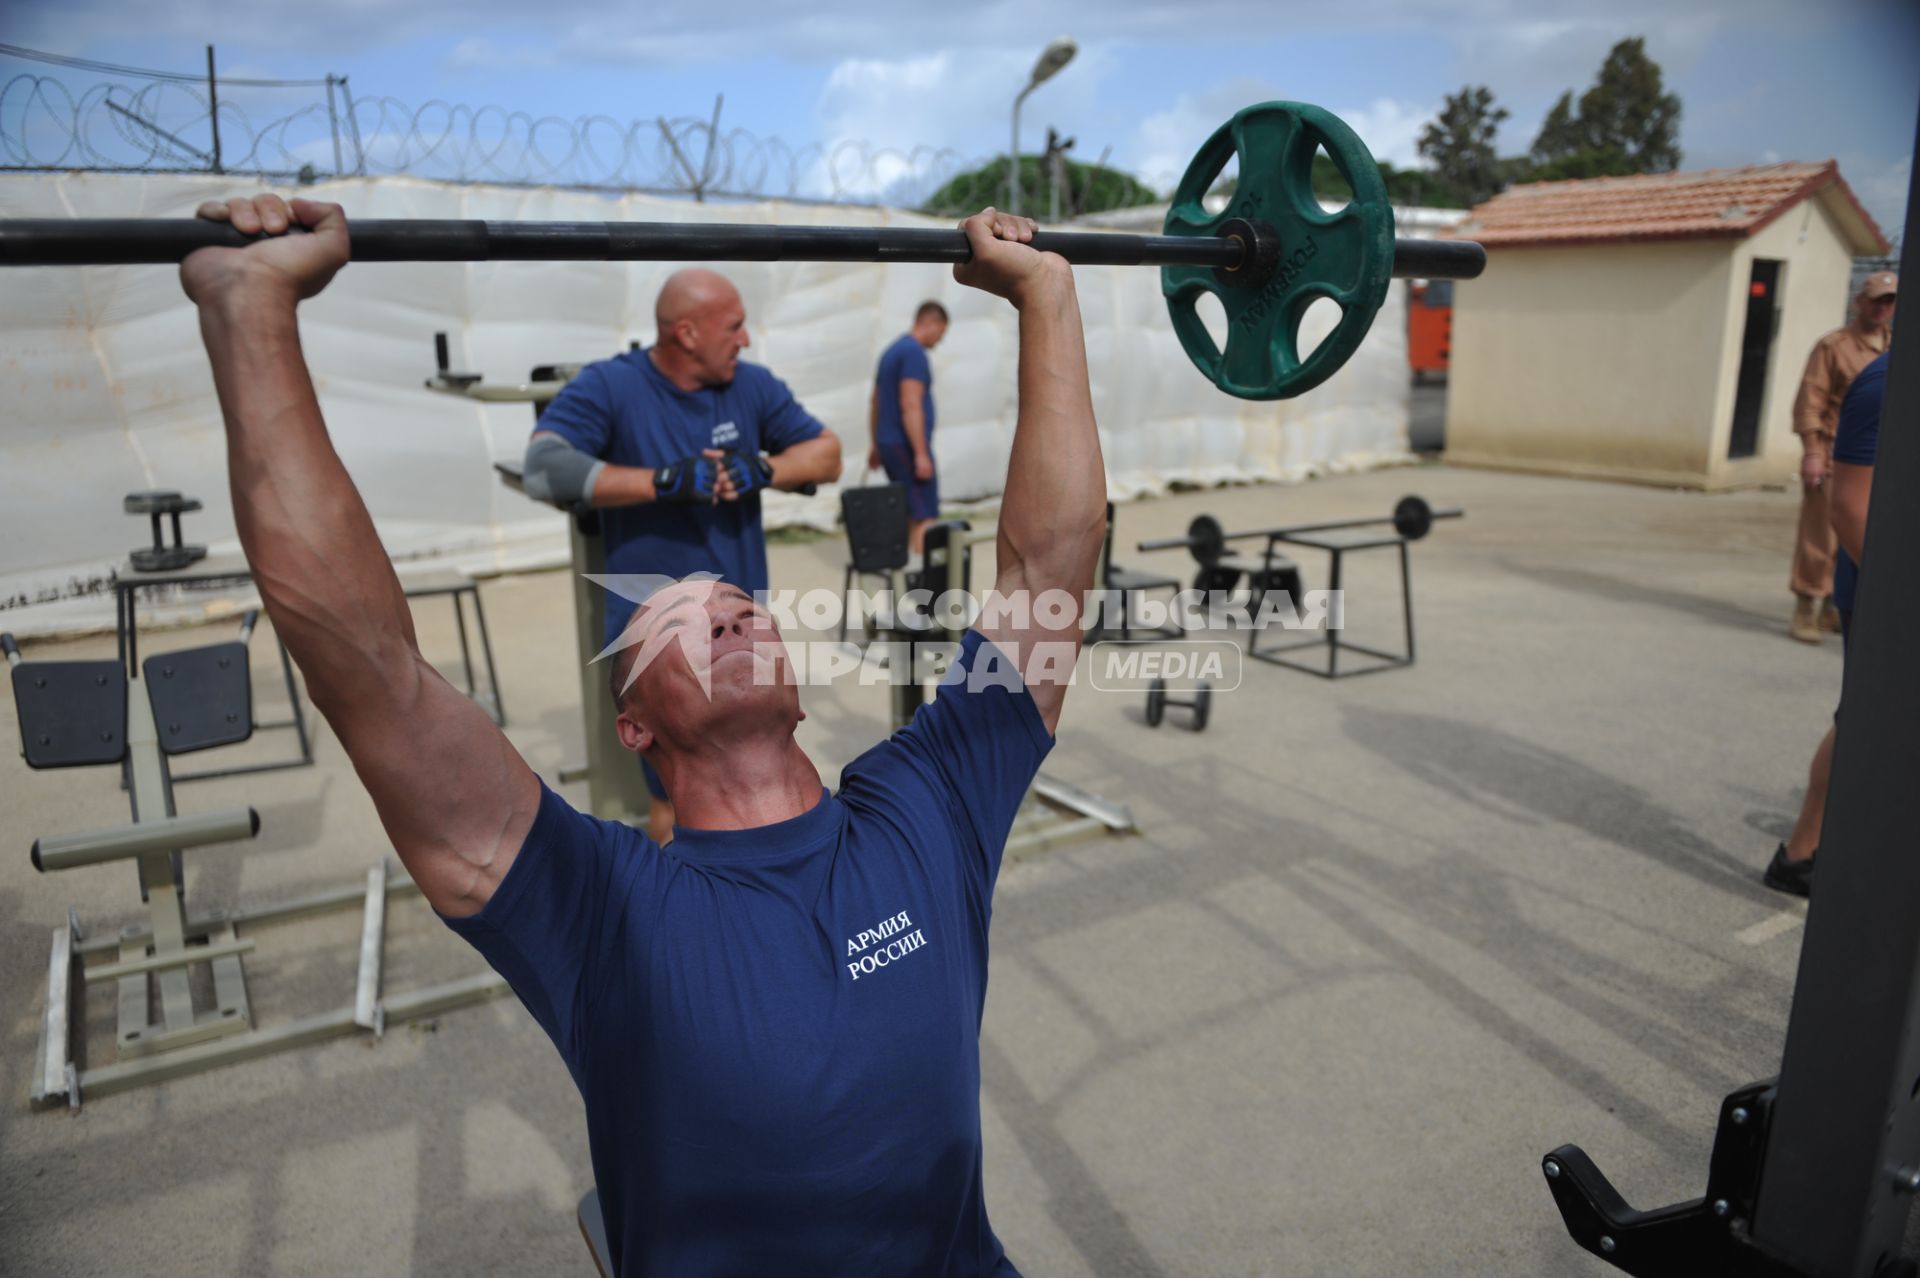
[5,625,508,1110]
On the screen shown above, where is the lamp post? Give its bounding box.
[1009,36,1077,216]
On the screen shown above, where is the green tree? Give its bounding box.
[1529,37,1683,179]
[1217,151,1476,209]
[1417,86,1510,205]
[1530,92,1580,166]
[922,156,1157,219]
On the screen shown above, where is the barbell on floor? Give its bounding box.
[0,101,1482,403]
[1139,494,1465,560]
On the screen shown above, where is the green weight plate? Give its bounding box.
[1161,101,1393,401]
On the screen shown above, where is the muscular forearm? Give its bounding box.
[997,269,1106,598]
[587,461,658,507]
[199,287,421,709]
[769,432,843,490]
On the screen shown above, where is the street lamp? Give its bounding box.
[1009,36,1077,216]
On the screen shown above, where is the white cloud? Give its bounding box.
[1131,78,1284,193]
[804,44,1110,201]
[1334,98,1435,169]
[1131,82,1436,195]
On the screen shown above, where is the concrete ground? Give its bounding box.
[0,464,1905,1275]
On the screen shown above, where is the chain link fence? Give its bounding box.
[1,42,1160,212]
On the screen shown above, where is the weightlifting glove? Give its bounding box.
[652,454,723,504]
[721,450,777,498]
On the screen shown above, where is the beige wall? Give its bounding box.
[1446,240,1735,485]
[1446,193,1863,489]
[1707,194,1859,487]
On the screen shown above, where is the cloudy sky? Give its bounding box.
[6,0,1916,235]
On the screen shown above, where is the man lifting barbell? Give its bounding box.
[180,193,1101,1276]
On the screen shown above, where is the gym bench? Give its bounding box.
[5,628,508,1110]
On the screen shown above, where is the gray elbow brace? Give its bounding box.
[523,433,606,505]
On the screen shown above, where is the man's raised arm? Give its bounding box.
[183,195,540,918]
[954,209,1107,734]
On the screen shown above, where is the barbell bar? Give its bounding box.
[1138,495,1464,558]
[0,217,1482,279]
[0,100,1484,403]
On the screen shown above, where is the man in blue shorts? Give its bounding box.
[869,300,949,553]
[521,267,844,842]
[1765,348,1889,896]
[181,196,1104,1276]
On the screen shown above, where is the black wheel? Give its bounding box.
[1145,678,1166,727]
[1191,683,1211,732]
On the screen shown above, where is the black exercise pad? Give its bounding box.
[842,484,909,574]
[144,642,253,755]
[12,660,127,769]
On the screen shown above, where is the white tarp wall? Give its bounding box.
[0,173,1410,633]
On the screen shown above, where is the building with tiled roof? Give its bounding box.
[1443,162,1890,488]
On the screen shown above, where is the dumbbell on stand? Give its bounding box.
[1144,678,1211,731]
[125,491,206,572]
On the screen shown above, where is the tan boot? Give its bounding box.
[1818,600,1842,633]
[1790,595,1823,644]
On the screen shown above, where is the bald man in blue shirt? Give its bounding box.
[523,267,844,841]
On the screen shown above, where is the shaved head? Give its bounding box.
[656,268,741,334]
[651,269,751,388]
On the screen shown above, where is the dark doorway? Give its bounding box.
[1728,259,1783,459]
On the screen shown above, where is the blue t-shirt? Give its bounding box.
[444,630,1052,1276]
[874,333,934,452]
[536,350,825,639]
[1831,352,1886,615]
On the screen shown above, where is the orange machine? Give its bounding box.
[1408,280,1453,383]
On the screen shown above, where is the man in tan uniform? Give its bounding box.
[1786,270,1895,641]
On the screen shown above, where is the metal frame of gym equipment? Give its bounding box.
[1087,501,1185,645]
[1243,528,1415,679]
[1135,496,1464,679]
[424,336,653,827]
[114,556,317,781]
[1539,119,1920,1277]
[6,627,508,1112]
[904,521,1137,863]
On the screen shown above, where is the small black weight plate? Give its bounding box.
[131,545,207,572]
[1192,683,1211,732]
[1145,678,1166,727]
[124,489,192,514]
[1187,515,1226,566]
[1393,495,1433,541]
